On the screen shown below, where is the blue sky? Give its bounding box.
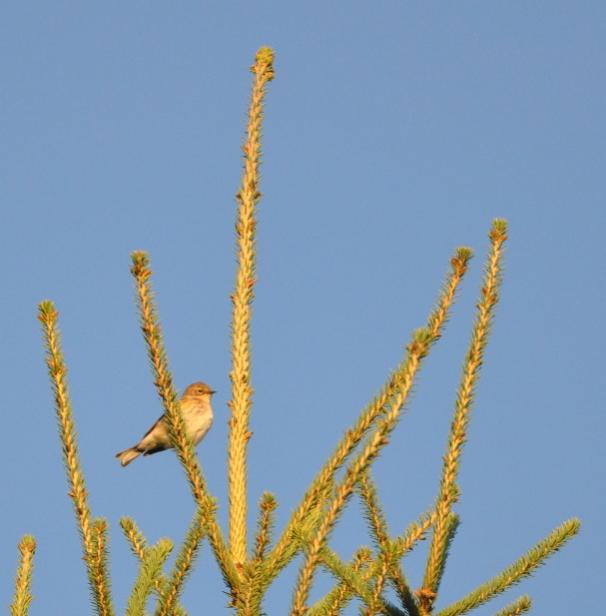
[1,2,604,614]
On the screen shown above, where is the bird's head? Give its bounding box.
[183,382,216,397]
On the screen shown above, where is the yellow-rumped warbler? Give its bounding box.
[116,382,215,467]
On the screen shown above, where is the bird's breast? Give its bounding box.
[184,406,213,445]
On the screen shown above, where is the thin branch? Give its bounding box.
[357,473,418,616]
[130,252,239,595]
[267,247,473,580]
[436,519,579,616]
[305,509,434,616]
[91,519,113,616]
[308,547,372,616]
[10,535,36,616]
[253,492,277,562]
[315,544,405,616]
[120,517,148,561]
[228,46,275,568]
[494,596,532,616]
[290,325,436,614]
[38,301,114,616]
[120,517,188,616]
[125,539,173,616]
[155,511,206,616]
[421,220,508,612]
[389,511,436,613]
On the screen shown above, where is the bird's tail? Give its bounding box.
[115,447,141,467]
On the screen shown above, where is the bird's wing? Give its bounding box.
[141,414,166,439]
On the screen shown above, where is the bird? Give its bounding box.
[116,382,215,467]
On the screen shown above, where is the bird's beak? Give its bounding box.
[210,390,217,395]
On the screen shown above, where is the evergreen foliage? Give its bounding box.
[12,48,579,615]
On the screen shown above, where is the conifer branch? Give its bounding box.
[25,43,581,616]
[120,517,148,561]
[307,509,434,616]
[308,547,372,616]
[268,480,335,582]
[318,547,374,607]
[314,542,417,616]
[130,252,239,595]
[391,509,436,559]
[38,301,115,616]
[389,511,436,614]
[436,519,579,616]
[120,517,189,616]
[315,545,405,615]
[357,473,418,616]
[421,221,508,612]
[494,596,532,616]
[418,514,459,613]
[319,545,408,616]
[156,510,206,616]
[234,483,334,614]
[236,561,267,616]
[91,519,113,616]
[125,538,173,616]
[10,535,36,616]
[365,555,391,616]
[290,326,435,615]
[228,46,275,569]
[268,247,472,580]
[358,473,390,548]
[253,492,277,562]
